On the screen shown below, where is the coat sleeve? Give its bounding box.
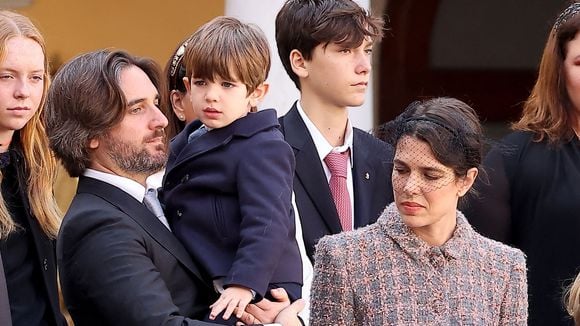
[224,137,299,298]
[58,212,213,326]
[310,236,356,326]
[499,251,528,325]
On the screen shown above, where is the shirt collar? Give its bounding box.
[377,203,473,262]
[83,168,147,202]
[296,101,353,164]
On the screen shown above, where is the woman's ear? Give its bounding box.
[249,82,269,108]
[458,167,478,197]
[171,90,186,121]
[290,49,308,78]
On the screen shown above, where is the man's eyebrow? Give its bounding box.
[126,94,159,107]
[126,98,146,107]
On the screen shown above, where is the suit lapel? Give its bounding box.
[352,130,373,227]
[78,177,205,282]
[282,105,342,233]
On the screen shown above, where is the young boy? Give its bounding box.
[161,16,302,324]
[275,0,395,263]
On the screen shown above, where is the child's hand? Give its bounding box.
[209,285,254,321]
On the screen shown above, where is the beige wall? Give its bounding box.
[14,0,224,71]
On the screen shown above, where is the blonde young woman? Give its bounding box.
[0,10,64,325]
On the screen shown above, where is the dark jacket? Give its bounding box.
[0,143,66,325]
[278,103,394,262]
[163,109,303,300]
[58,176,215,326]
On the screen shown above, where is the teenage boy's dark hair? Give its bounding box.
[275,0,385,90]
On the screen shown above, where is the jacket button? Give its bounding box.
[176,210,183,217]
[43,258,48,271]
[180,174,189,183]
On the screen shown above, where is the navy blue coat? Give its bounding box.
[162,109,302,300]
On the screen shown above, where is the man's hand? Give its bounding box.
[275,298,305,326]
[210,285,253,320]
[244,287,291,322]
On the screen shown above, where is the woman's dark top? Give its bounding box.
[0,148,63,326]
[462,131,580,326]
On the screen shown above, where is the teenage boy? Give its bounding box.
[276,0,394,262]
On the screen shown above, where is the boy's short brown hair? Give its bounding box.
[275,0,385,90]
[183,16,270,95]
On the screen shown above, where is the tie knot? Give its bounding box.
[143,188,163,217]
[324,150,349,178]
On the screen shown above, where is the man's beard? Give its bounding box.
[103,132,167,175]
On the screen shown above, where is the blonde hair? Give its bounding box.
[0,10,60,239]
[566,273,580,325]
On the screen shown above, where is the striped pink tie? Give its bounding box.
[324,150,352,231]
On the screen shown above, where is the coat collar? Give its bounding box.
[378,203,474,262]
[168,109,280,172]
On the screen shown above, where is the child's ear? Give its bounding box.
[183,77,191,93]
[290,49,308,78]
[249,82,269,108]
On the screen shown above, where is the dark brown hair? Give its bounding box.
[275,0,385,89]
[514,1,580,144]
[378,97,484,198]
[45,49,163,177]
[163,36,191,139]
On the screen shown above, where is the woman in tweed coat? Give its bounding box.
[310,98,528,326]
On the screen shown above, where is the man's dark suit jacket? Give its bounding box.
[57,176,215,326]
[163,110,302,300]
[279,103,394,262]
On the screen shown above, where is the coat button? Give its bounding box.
[43,258,48,271]
[176,210,183,217]
[180,174,189,183]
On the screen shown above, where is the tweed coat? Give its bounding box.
[310,203,528,326]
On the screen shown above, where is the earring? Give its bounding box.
[178,114,185,121]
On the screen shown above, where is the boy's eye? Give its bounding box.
[222,81,235,88]
[364,48,373,55]
[193,80,206,86]
[340,48,351,54]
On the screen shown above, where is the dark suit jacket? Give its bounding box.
[279,103,394,262]
[57,176,215,326]
[163,110,302,300]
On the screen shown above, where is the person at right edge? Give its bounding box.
[275,0,394,265]
[462,2,580,325]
